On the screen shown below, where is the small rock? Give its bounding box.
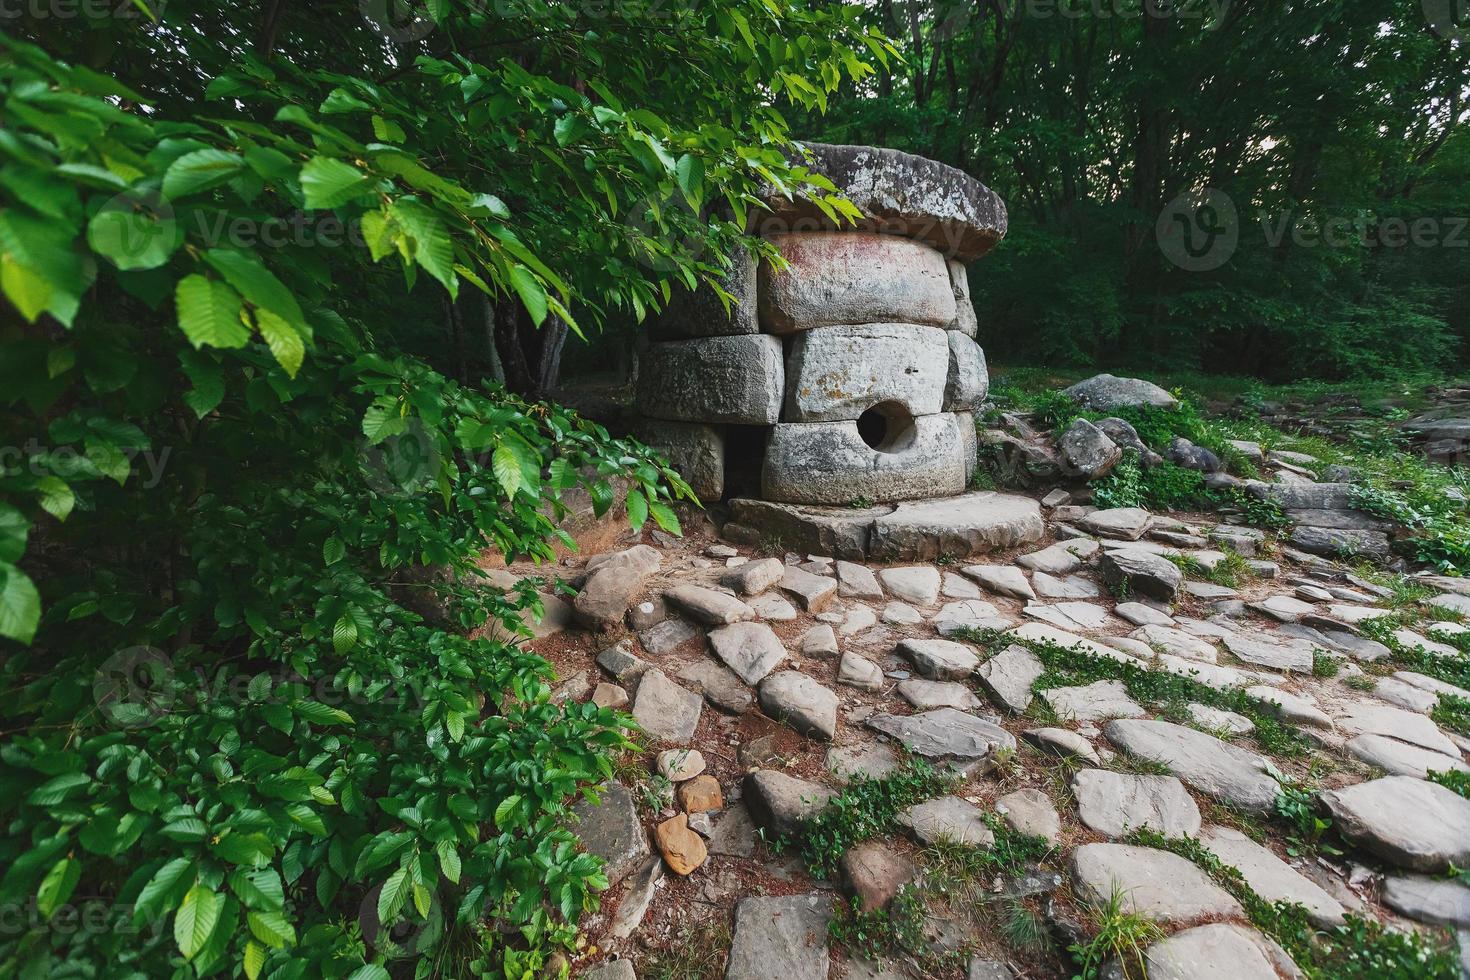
[655,813,707,875]
[573,545,664,629]
[592,682,629,710]
[706,804,759,857]
[583,960,638,980]
[676,660,754,714]
[881,601,924,625]
[898,677,982,711]
[639,617,701,656]
[663,584,755,625]
[627,598,667,631]
[840,841,917,912]
[837,652,884,692]
[657,748,705,781]
[597,640,649,684]
[1024,727,1102,764]
[800,624,840,658]
[743,770,835,838]
[633,669,703,744]
[996,788,1061,843]
[608,857,663,939]
[899,795,994,847]
[1079,507,1153,541]
[900,637,981,680]
[677,774,724,813]
[976,644,1043,713]
[708,621,788,685]
[721,557,787,596]
[1100,548,1183,600]
[962,564,1035,599]
[781,566,839,612]
[827,742,902,783]
[835,560,885,599]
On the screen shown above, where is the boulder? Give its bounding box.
[635,334,783,425]
[759,671,839,740]
[650,245,757,338]
[1059,418,1122,480]
[632,669,703,744]
[837,652,885,691]
[1105,719,1280,812]
[1320,776,1470,872]
[783,322,949,422]
[759,231,955,332]
[743,770,835,837]
[1070,843,1242,924]
[726,894,833,980]
[1099,548,1183,601]
[752,142,1008,261]
[1071,769,1202,839]
[708,622,788,686]
[1097,417,1163,466]
[944,331,990,413]
[868,491,1046,561]
[574,545,663,629]
[1166,437,1223,473]
[762,414,968,505]
[1063,374,1179,411]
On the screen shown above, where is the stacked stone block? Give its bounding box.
[636,143,1005,505]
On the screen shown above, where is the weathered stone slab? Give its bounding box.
[763,415,967,505]
[676,659,754,714]
[1100,548,1182,601]
[1221,632,1313,672]
[1346,733,1468,779]
[976,644,1043,713]
[1079,507,1153,540]
[752,142,1008,262]
[963,564,1035,599]
[721,556,786,596]
[836,560,884,598]
[1135,923,1303,980]
[1382,874,1470,929]
[1105,719,1279,812]
[1024,727,1101,764]
[708,622,787,686]
[726,498,888,560]
[1042,680,1146,723]
[898,795,994,847]
[633,419,724,501]
[633,669,703,744]
[868,491,1045,561]
[1072,769,1202,839]
[759,231,955,331]
[898,677,982,711]
[1290,525,1390,562]
[1198,826,1344,927]
[635,334,783,425]
[727,894,833,980]
[945,258,978,336]
[934,598,1011,636]
[1331,700,1460,756]
[879,566,942,605]
[865,708,1016,773]
[841,841,917,912]
[571,783,649,888]
[944,331,989,413]
[784,322,949,421]
[1320,776,1470,872]
[1063,375,1179,411]
[650,245,757,339]
[663,584,754,626]
[759,671,838,740]
[1070,843,1242,924]
[837,652,884,691]
[996,787,1061,844]
[900,637,980,680]
[639,618,700,656]
[827,741,902,783]
[743,770,835,838]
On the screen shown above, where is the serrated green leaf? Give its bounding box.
[323,536,346,565]
[138,858,194,921]
[36,856,80,919]
[36,477,74,521]
[255,307,305,377]
[376,866,410,924]
[675,153,705,210]
[648,500,682,536]
[332,614,358,654]
[494,794,521,828]
[300,156,372,209]
[625,488,648,531]
[174,883,221,960]
[247,909,296,949]
[436,841,461,884]
[391,200,456,296]
[243,940,266,980]
[202,248,306,331]
[491,445,522,498]
[163,149,246,200]
[176,274,249,349]
[508,265,548,326]
[0,563,41,645]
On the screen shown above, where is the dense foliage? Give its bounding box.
[0,4,892,976]
[805,0,1470,380]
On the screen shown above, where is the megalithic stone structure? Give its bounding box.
[635,143,1035,559]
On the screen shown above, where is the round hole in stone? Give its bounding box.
[856,401,917,454]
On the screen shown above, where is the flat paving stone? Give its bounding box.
[781,565,839,612]
[1346,733,1469,779]
[827,742,902,783]
[1041,680,1146,723]
[743,770,835,838]
[1078,507,1153,540]
[1017,543,1086,575]
[1070,843,1242,924]
[867,492,1045,562]
[632,668,703,744]
[1381,874,1470,929]
[751,592,799,621]
[898,677,983,711]
[1250,594,1317,622]
[663,584,755,625]
[1024,727,1101,764]
[1186,702,1254,735]
[676,659,754,714]
[866,708,1016,774]
[1320,776,1470,872]
[996,787,1061,844]
[933,598,1009,636]
[759,671,838,740]
[1031,571,1100,599]
[1116,601,1175,627]
[570,783,650,888]
[882,601,924,625]
[977,644,1043,713]
[837,652,885,692]
[1246,686,1332,729]
[898,794,995,847]
[963,564,1035,599]
[1199,825,1345,927]
[1072,769,1201,839]
[639,618,702,656]
[1104,718,1280,812]
[727,894,832,980]
[878,566,943,606]
[708,621,788,685]
[899,637,980,680]
[1136,923,1302,980]
[1132,624,1217,662]
[1331,700,1460,757]
[835,560,884,599]
[1221,632,1313,672]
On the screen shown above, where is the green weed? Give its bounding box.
[1069,885,1163,980]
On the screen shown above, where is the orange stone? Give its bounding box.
[677,774,724,813]
[654,813,707,875]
